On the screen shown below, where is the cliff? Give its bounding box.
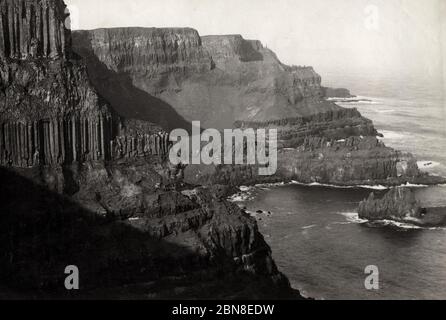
[73,29,337,129]
[0,166,299,299]
[70,27,445,187]
[184,109,440,187]
[0,0,299,299]
[0,1,170,168]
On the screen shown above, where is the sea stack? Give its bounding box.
[358,187,423,221]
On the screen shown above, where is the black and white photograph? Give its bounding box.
[0,0,445,308]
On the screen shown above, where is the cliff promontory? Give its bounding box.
[72,27,443,187]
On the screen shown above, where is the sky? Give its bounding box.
[65,0,445,86]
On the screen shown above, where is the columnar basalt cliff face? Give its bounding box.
[357,188,446,228]
[0,0,70,59]
[184,108,433,188]
[0,0,299,299]
[74,28,213,82]
[0,1,169,167]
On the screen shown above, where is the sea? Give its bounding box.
[230,72,446,300]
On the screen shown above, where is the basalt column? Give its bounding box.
[0,0,70,59]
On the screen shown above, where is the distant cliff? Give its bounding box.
[70,26,445,187]
[73,29,337,129]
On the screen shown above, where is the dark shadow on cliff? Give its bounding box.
[0,167,297,300]
[71,33,193,133]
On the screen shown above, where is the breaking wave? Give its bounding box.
[337,212,446,231]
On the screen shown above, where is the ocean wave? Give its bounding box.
[337,212,369,224]
[301,224,318,230]
[255,182,286,188]
[230,180,432,203]
[337,212,446,231]
[327,96,379,105]
[400,182,429,188]
[375,109,396,114]
[291,180,388,190]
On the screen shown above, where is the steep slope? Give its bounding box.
[0,0,299,299]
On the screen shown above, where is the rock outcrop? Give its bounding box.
[0,0,300,299]
[358,188,423,221]
[0,166,299,299]
[358,188,446,227]
[183,108,438,187]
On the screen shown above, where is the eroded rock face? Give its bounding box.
[73,28,214,78]
[0,164,298,299]
[0,2,169,167]
[71,27,440,187]
[73,29,337,129]
[0,0,299,299]
[358,188,423,221]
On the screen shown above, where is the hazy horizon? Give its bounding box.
[65,0,445,91]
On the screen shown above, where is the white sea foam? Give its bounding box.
[291,180,389,190]
[337,212,369,224]
[337,212,446,231]
[400,182,429,188]
[229,193,253,202]
[230,179,434,204]
[376,109,396,114]
[327,96,379,105]
[301,224,318,230]
[255,182,286,188]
